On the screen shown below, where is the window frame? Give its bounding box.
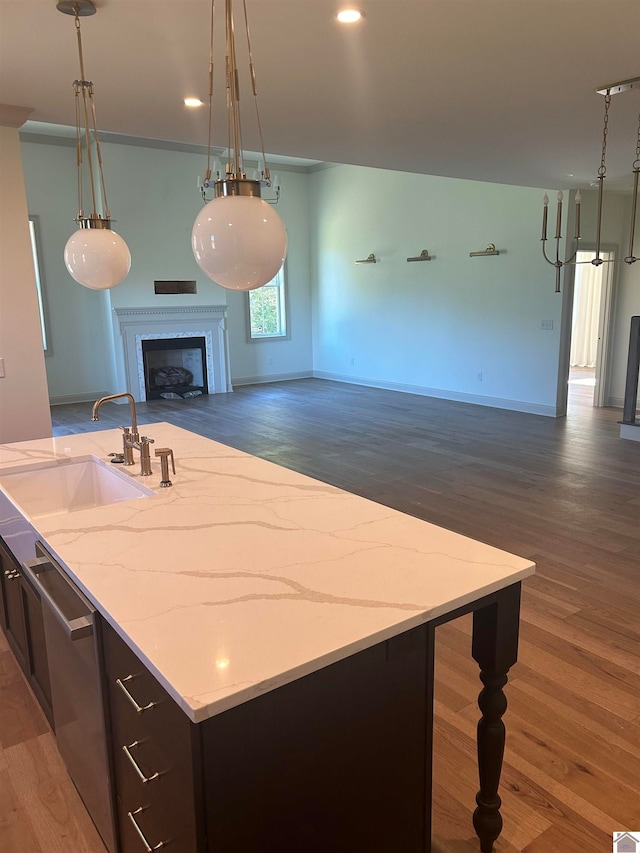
[28,215,51,354]
[245,263,290,342]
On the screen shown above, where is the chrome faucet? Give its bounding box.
[91,392,154,476]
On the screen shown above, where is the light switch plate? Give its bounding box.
[0,357,5,378]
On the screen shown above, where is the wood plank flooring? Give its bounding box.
[2,378,639,852]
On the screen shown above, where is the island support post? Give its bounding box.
[471,582,522,852]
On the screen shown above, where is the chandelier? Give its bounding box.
[57,0,131,290]
[191,0,287,291]
[541,76,640,292]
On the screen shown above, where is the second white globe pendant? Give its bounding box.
[192,194,287,291]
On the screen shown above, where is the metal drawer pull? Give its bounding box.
[116,675,158,714]
[127,807,165,851]
[123,741,160,784]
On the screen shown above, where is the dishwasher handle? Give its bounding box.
[22,557,94,642]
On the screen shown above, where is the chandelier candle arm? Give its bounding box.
[627,166,639,264]
[538,75,639,290]
[594,174,605,265]
[625,111,640,264]
[540,190,581,292]
[555,191,563,239]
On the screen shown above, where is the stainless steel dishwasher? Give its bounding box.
[22,542,116,853]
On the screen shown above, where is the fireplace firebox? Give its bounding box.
[113,306,230,402]
[142,337,208,400]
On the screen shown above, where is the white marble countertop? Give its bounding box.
[0,423,535,723]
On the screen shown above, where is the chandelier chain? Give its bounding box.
[226,0,245,178]
[205,0,215,185]
[71,10,111,220]
[634,109,640,169]
[74,86,84,217]
[74,13,97,217]
[241,0,269,182]
[598,91,611,177]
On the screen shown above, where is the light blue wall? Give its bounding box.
[225,168,313,385]
[310,165,563,415]
[21,140,117,402]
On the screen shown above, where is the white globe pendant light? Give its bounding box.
[192,0,287,291]
[58,0,131,291]
[192,193,287,291]
[64,224,131,290]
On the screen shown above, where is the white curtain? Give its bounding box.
[570,261,601,368]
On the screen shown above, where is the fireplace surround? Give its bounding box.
[113,306,231,402]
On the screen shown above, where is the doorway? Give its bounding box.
[568,249,615,408]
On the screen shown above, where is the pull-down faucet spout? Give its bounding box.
[92,392,144,468]
[91,392,139,439]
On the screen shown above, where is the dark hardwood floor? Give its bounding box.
[2,378,639,851]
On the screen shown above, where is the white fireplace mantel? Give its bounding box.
[112,305,232,402]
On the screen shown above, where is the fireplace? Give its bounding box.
[142,336,208,400]
[113,306,231,402]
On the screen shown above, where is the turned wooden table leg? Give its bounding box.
[471,583,521,853]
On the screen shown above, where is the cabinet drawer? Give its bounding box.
[0,537,28,667]
[116,791,198,852]
[103,622,192,751]
[113,734,198,832]
[116,794,197,853]
[101,622,203,853]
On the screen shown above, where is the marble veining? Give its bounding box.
[0,423,535,723]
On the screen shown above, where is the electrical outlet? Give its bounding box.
[540,319,554,330]
[0,357,4,378]
[350,358,355,366]
[477,371,483,381]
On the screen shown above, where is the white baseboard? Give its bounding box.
[312,372,559,417]
[606,396,632,409]
[232,371,313,387]
[50,391,112,406]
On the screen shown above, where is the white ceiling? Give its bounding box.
[1,0,639,189]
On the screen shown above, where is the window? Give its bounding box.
[28,216,50,353]
[246,265,289,340]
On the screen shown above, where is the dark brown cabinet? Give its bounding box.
[0,535,53,726]
[0,536,28,666]
[101,617,434,853]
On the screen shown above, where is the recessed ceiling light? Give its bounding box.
[184,97,204,108]
[336,9,363,24]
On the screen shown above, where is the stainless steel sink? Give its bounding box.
[0,455,155,519]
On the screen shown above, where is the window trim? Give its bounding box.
[245,263,291,343]
[28,215,51,354]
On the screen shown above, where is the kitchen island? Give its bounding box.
[0,422,534,852]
